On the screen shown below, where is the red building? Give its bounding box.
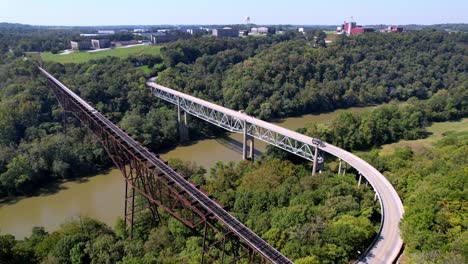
[389,26,403,32]
[343,21,357,34]
[350,27,375,34]
[338,20,374,35]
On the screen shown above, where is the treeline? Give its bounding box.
[404,23,468,32]
[360,132,467,263]
[157,33,299,100]
[205,158,379,262]
[0,23,81,55]
[0,157,379,263]
[0,128,109,196]
[158,30,467,120]
[301,89,467,150]
[0,23,149,57]
[160,33,296,68]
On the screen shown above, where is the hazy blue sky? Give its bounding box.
[1,0,466,26]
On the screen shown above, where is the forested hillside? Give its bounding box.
[159,30,467,119]
[361,134,468,263]
[0,156,380,263]
[0,23,78,55]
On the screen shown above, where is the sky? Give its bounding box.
[0,0,466,26]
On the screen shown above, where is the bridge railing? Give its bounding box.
[152,85,245,132]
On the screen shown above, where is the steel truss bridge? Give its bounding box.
[39,68,292,264]
[147,78,325,174]
[147,79,405,264]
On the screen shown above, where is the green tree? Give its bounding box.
[0,155,35,195]
[87,234,124,264]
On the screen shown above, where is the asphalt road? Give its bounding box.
[322,143,404,263]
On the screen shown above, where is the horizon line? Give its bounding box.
[1,21,467,28]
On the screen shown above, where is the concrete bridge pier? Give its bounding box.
[177,99,189,142]
[243,121,254,161]
[358,173,362,188]
[312,146,319,176]
[337,159,342,176]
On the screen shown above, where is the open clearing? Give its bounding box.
[380,118,468,155]
[40,45,162,64]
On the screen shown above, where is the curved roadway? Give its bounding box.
[322,143,404,263]
[148,78,404,263]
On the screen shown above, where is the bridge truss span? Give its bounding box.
[39,68,292,264]
[151,83,245,133]
[148,80,324,165]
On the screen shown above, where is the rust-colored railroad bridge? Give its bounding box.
[39,68,292,263]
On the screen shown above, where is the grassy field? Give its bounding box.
[325,31,341,43]
[380,118,468,155]
[136,65,152,75]
[40,45,162,64]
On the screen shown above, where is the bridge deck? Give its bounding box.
[39,68,292,264]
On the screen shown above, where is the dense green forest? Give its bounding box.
[0,23,79,55]
[1,132,465,263]
[0,24,467,263]
[158,30,466,119]
[360,134,467,263]
[299,94,466,151]
[0,156,380,263]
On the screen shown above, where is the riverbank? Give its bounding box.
[1,107,465,239]
[0,106,370,238]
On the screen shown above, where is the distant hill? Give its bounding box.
[402,23,468,32]
[361,23,468,32]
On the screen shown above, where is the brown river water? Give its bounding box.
[0,107,369,239]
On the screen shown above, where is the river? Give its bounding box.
[0,107,369,239]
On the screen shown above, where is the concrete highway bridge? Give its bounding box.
[147,78,405,264]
